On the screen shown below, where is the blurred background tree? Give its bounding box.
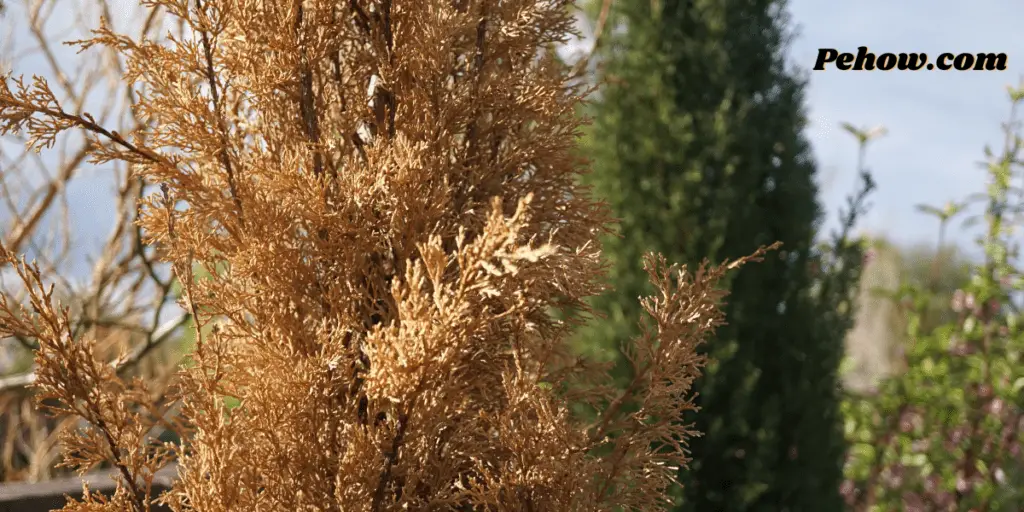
[573,0,871,509]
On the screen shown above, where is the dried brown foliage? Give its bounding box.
[0,0,771,510]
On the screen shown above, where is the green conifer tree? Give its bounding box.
[576,1,869,509]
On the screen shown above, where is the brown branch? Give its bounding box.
[370,400,414,511]
[292,0,334,179]
[348,0,371,35]
[461,2,489,164]
[195,0,244,223]
[570,0,614,79]
[3,144,88,252]
[94,414,147,512]
[0,313,188,392]
[0,96,165,166]
[381,0,394,57]
[26,2,75,102]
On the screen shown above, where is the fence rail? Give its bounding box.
[0,465,176,512]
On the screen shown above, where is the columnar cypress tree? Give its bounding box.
[577,0,862,509]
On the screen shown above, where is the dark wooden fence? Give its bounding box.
[0,465,176,512]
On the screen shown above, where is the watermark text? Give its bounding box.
[814,47,1007,71]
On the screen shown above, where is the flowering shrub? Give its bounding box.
[842,86,1024,511]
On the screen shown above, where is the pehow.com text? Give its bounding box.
[814,46,1007,71]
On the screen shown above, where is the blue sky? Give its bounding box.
[3,0,1023,269]
[787,0,1024,254]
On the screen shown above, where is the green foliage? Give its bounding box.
[575,0,871,509]
[842,87,1024,511]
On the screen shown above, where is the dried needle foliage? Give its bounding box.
[0,0,187,482]
[0,0,771,510]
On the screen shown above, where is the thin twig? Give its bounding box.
[0,313,188,392]
[570,0,613,79]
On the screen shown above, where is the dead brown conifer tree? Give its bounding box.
[0,1,771,510]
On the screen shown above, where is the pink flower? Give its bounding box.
[862,248,877,266]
